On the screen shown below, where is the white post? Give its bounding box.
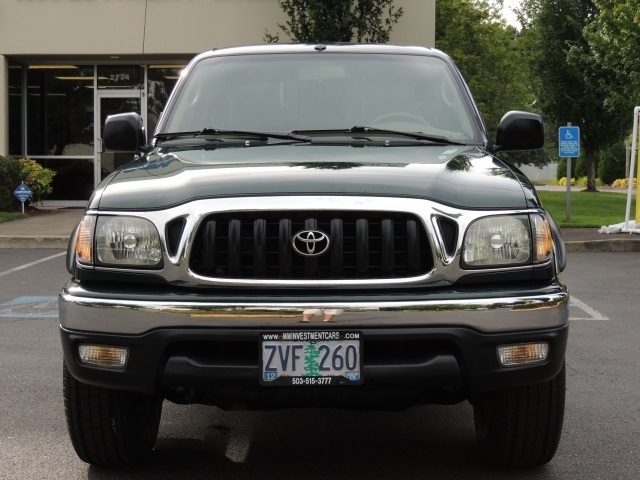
[624,106,640,232]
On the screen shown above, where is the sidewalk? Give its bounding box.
[1,207,639,252]
[0,208,83,249]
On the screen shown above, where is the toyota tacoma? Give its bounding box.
[60,44,568,468]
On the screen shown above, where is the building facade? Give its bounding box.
[0,0,435,204]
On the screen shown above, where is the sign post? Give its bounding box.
[559,124,580,222]
[13,181,33,214]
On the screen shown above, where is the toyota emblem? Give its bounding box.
[292,230,330,257]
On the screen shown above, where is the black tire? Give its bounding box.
[63,361,163,467]
[473,363,566,468]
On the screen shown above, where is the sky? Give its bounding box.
[501,0,521,27]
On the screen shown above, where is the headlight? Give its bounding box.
[96,216,162,267]
[462,214,554,268]
[463,215,531,267]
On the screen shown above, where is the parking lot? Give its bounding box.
[0,249,638,479]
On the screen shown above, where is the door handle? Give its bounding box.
[97,137,104,153]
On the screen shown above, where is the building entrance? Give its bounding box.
[95,91,146,187]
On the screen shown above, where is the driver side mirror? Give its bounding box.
[495,111,544,151]
[103,112,146,153]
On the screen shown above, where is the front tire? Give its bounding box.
[63,361,163,467]
[473,363,566,468]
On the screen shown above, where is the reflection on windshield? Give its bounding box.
[162,54,480,144]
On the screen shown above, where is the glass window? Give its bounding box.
[26,65,94,156]
[35,158,94,200]
[147,65,184,135]
[162,54,480,142]
[97,65,143,90]
[8,63,24,156]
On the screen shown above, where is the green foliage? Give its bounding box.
[537,190,635,227]
[523,0,628,191]
[598,141,627,185]
[436,0,536,142]
[266,0,404,43]
[0,212,26,223]
[0,156,22,212]
[558,177,576,186]
[19,158,56,205]
[586,1,640,110]
[556,158,577,181]
[575,155,587,178]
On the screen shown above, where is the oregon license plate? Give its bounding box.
[260,331,362,386]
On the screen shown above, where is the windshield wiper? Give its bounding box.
[291,126,468,146]
[154,128,311,142]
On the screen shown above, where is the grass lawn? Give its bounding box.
[537,190,636,228]
[0,212,26,224]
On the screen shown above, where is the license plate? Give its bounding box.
[260,331,362,386]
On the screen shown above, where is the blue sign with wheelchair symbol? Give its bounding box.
[559,126,580,157]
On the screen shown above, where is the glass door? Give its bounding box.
[95,91,146,187]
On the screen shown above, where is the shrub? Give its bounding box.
[612,178,637,188]
[575,155,587,178]
[598,142,627,186]
[556,158,577,180]
[558,177,576,186]
[0,156,22,212]
[575,177,604,187]
[18,158,56,205]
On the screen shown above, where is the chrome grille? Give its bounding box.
[189,211,433,280]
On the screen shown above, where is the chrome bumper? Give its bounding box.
[59,280,569,335]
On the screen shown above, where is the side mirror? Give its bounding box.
[103,112,146,153]
[495,111,544,151]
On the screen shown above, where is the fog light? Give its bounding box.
[497,342,549,367]
[78,344,128,369]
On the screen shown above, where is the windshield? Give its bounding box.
[161,53,481,143]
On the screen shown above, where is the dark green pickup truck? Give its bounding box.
[60,44,568,468]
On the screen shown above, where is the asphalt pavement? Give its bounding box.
[1,206,639,252]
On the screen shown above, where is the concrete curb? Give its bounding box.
[565,239,640,253]
[0,236,70,249]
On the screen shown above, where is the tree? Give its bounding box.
[266,0,403,43]
[303,343,321,377]
[436,0,547,166]
[586,1,640,110]
[524,0,627,191]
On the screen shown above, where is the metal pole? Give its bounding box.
[566,123,572,223]
[624,107,640,231]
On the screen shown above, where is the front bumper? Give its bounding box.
[59,280,569,409]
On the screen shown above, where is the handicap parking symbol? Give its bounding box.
[0,296,58,318]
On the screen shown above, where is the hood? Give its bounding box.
[92,144,537,211]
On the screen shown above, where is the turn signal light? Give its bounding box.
[78,344,128,369]
[497,342,549,367]
[75,215,96,264]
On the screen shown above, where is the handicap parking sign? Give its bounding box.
[559,126,580,157]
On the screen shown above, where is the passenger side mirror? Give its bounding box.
[103,112,146,153]
[495,111,544,151]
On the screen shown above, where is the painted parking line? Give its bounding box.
[570,296,609,321]
[0,252,66,278]
[0,296,58,318]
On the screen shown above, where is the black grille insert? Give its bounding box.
[437,218,458,257]
[189,211,433,280]
[166,218,186,257]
